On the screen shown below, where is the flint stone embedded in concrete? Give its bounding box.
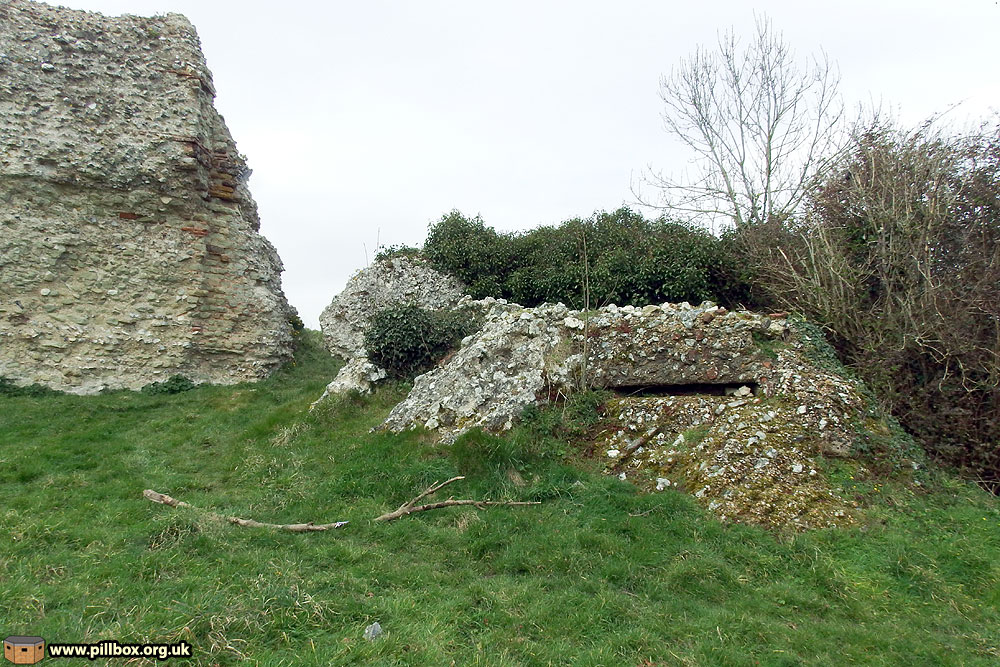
[381,300,579,438]
[0,0,296,394]
[587,303,765,387]
[378,298,898,529]
[380,300,861,457]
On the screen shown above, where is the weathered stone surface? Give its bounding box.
[379,298,908,529]
[0,0,295,393]
[381,300,580,438]
[586,303,766,387]
[311,357,387,406]
[597,332,872,531]
[318,256,466,360]
[382,300,791,443]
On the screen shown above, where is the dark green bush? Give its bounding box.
[0,376,61,397]
[141,375,196,395]
[422,207,751,309]
[422,211,512,299]
[363,305,472,379]
[287,312,305,332]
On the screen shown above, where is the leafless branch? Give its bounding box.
[641,14,844,230]
[143,489,349,533]
[373,476,541,523]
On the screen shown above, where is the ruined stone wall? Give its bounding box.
[319,256,467,360]
[0,0,295,393]
[373,298,905,530]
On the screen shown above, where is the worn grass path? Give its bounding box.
[1,331,998,665]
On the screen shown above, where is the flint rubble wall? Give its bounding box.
[0,0,295,393]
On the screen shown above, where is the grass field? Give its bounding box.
[2,331,999,665]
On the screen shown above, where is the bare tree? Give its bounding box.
[751,115,1000,489]
[640,15,843,230]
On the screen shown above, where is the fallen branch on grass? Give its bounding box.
[373,475,541,523]
[142,489,348,532]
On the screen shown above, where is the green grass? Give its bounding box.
[2,331,999,665]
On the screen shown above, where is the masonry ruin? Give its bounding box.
[0,0,296,393]
[370,298,896,529]
[314,253,923,530]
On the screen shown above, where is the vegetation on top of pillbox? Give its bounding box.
[421,207,753,310]
[363,304,475,379]
[422,210,512,299]
[374,244,422,262]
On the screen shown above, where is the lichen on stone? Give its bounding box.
[375,295,909,529]
[314,256,475,398]
[318,256,467,361]
[598,395,860,530]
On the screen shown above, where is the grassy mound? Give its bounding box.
[1,331,998,664]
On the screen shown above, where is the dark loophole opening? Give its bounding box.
[612,382,759,397]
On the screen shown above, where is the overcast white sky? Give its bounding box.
[60,0,999,327]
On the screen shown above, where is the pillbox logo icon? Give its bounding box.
[3,636,45,664]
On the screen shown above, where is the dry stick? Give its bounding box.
[142,489,348,533]
[373,476,541,523]
[613,427,665,469]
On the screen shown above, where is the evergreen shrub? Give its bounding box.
[363,305,472,379]
[422,207,750,309]
[0,377,61,397]
[140,375,196,395]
